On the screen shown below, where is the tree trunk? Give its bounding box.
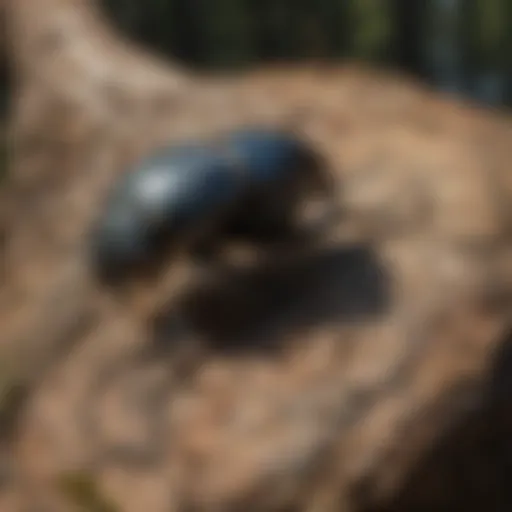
[2,1,512,511]
[392,0,426,78]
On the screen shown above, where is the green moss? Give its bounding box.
[57,471,119,512]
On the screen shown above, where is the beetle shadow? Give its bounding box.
[149,242,392,355]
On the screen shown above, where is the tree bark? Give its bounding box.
[2,1,512,511]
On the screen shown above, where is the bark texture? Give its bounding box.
[2,1,512,511]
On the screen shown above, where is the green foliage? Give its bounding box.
[199,0,257,67]
[99,0,509,72]
[347,0,394,62]
[472,0,508,68]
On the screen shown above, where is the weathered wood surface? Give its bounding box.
[1,1,512,511]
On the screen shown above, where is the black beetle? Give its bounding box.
[90,142,245,284]
[90,128,332,286]
[221,128,331,242]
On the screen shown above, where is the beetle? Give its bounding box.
[220,127,333,243]
[90,142,245,284]
[90,127,334,286]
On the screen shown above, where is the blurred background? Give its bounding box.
[0,0,511,178]
[100,0,511,106]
